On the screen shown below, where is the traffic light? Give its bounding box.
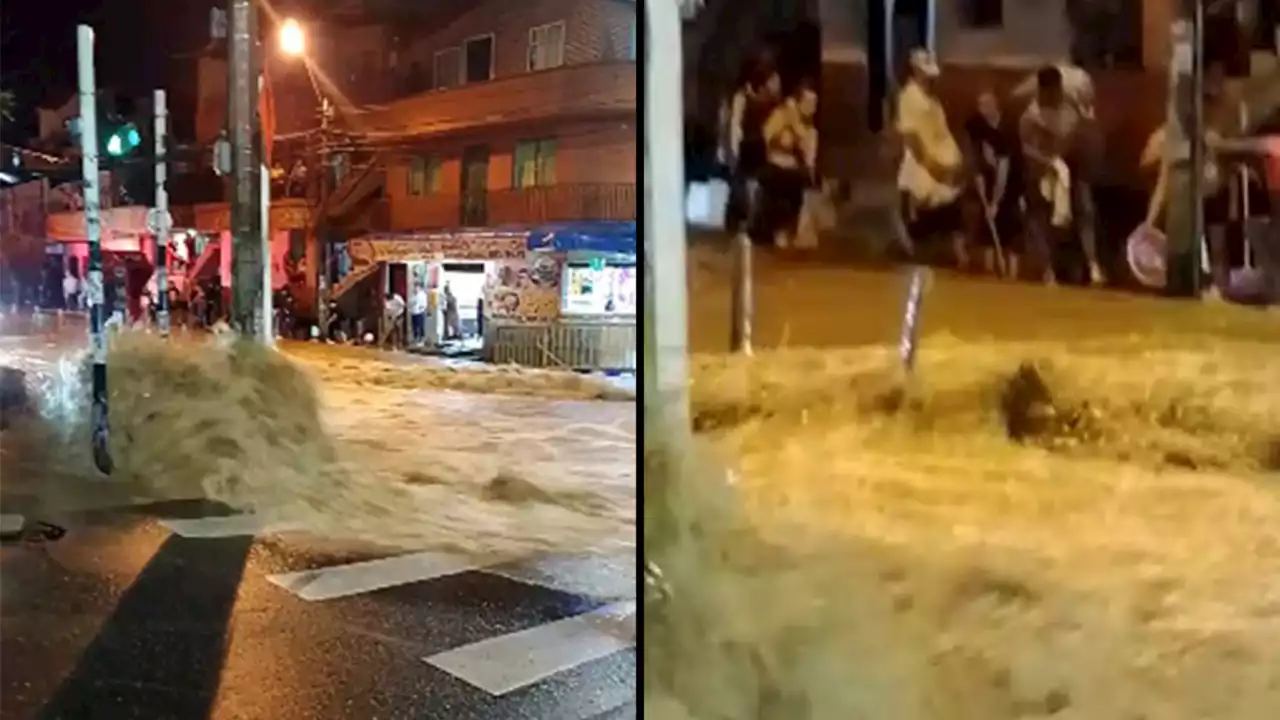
[105,121,142,157]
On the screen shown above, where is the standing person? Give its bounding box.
[896,49,966,268]
[442,282,460,341]
[62,268,79,311]
[1142,62,1237,299]
[965,90,1023,278]
[383,290,406,349]
[1015,61,1105,284]
[1019,65,1080,285]
[191,287,207,330]
[760,80,819,249]
[725,62,783,238]
[409,283,428,346]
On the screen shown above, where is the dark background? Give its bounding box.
[1,0,217,144]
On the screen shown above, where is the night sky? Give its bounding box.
[1,0,217,143]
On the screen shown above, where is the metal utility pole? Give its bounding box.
[75,25,113,475]
[644,0,691,433]
[228,0,266,341]
[153,89,172,337]
[314,98,333,339]
[1164,3,1206,298]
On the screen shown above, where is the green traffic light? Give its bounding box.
[106,123,141,157]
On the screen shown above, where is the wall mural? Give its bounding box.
[484,253,563,322]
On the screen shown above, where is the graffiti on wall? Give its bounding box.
[484,253,563,322]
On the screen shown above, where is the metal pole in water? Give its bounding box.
[153,89,171,337]
[76,25,113,475]
[898,266,928,374]
[730,206,754,355]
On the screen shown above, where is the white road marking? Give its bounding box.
[487,551,636,600]
[424,600,637,696]
[0,514,25,535]
[159,514,302,538]
[266,551,484,601]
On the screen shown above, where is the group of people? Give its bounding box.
[895,50,1105,285]
[373,282,464,350]
[719,57,821,249]
[896,48,1280,300]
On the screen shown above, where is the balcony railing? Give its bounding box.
[350,62,637,140]
[389,183,636,230]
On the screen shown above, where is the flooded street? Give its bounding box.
[1,327,635,558]
[648,257,1280,719]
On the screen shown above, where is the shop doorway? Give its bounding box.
[440,262,487,342]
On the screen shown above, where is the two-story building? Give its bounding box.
[305,0,637,367]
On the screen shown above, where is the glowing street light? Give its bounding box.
[279,18,305,57]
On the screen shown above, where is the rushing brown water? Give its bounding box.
[1,332,635,560]
[647,337,1280,720]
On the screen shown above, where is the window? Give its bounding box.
[528,22,566,71]
[513,139,557,188]
[407,155,442,196]
[960,0,1003,28]
[433,47,461,90]
[463,35,494,83]
[629,19,636,60]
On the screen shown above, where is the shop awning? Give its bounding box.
[524,221,636,255]
[352,221,636,260]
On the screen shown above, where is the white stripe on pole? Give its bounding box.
[424,601,636,696]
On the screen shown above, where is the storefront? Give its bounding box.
[344,221,637,371]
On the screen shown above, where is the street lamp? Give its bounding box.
[279,18,305,58]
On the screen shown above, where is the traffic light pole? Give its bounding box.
[153,89,172,337]
[75,24,113,476]
[228,0,266,341]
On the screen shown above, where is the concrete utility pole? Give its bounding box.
[315,98,333,338]
[75,24,113,475]
[645,0,691,434]
[1164,4,1206,298]
[228,0,267,340]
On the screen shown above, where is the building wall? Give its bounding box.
[399,0,635,82]
[936,0,1074,67]
[385,120,635,230]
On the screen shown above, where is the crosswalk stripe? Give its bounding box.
[159,514,303,538]
[424,600,636,696]
[267,551,484,601]
[486,551,636,600]
[0,514,25,535]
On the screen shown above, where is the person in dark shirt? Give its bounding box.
[965,90,1024,278]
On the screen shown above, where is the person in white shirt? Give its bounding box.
[896,49,966,266]
[409,284,428,345]
[383,291,406,349]
[62,271,79,311]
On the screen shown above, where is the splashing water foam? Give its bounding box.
[647,337,1280,720]
[1,333,634,560]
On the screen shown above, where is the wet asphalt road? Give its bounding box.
[0,498,636,720]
